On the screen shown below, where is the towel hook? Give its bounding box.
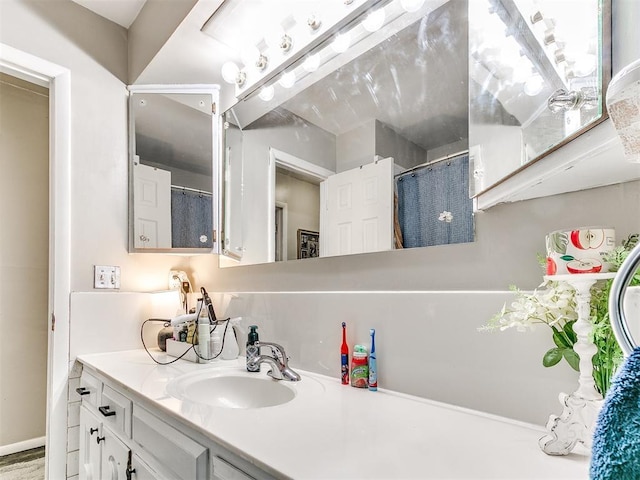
[609,242,640,356]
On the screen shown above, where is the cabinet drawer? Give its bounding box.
[77,370,101,407]
[133,406,208,480]
[99,384,132,439]
[212,456,255,480]
[131,453,170,480]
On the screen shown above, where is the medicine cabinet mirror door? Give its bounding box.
[220,0,475,268]
[128,86,220,253]
[469,0,611,196]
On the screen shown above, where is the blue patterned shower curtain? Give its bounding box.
[396,154,473,248]
[171,189,213,248]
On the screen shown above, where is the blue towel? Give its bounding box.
[590,346,640,479]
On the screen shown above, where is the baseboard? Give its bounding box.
[0,436,45,457]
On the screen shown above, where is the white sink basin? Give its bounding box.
[166,370,298,409]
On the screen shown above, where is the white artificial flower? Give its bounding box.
[438,211,453,223]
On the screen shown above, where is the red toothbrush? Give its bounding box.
[341,322,349,385]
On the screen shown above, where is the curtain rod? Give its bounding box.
[171,184,212,196]
[394,149,469,178]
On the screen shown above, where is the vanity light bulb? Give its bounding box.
[259,85,275,101]
[303,54,320,72]
[279,71,296,89]
[363,8,385,33]
[331,32,351,54]
[265,25,286,50]
[523,74,545,96]
[240,45,260,68]
[400,0,425,12]
[221,62,240,84]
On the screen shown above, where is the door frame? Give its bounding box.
[0,43,71,480]
[267,148,334,263]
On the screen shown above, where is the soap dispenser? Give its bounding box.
[221,317,241,360]
[246,325,260,372]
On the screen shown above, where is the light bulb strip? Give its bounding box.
[233,0,390,101]
[246,0,432,108]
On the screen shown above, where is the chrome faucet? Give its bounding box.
[248,341,301,381]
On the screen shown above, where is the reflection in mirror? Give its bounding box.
[221,0,475,267]
[129,88,218,252]
[469,0,610,195]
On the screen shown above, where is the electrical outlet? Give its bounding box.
[94,265,121,289]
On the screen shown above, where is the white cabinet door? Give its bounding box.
[80,407,102,480]
[100,427,129,480]
[320,157,394,257]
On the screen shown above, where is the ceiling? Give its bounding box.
[71,0,469,153]
[70,0,147,28]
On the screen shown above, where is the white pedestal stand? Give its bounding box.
[538,273,615,456]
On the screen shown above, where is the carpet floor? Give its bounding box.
[0,447,45,480]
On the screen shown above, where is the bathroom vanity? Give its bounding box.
[77,350,589,479]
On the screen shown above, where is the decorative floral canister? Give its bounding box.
[545,228,616,275]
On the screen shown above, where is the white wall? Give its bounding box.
[0,3,191,476]
[336,119,376,172]
[0,73,48,450]
[0,0,190,294]
[191,179,640,425]
[235,120,335,265]
[375,120,428,169]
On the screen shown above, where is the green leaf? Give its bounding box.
[560,255,575,261]
[563,349,580,371]
[563,321,577,344]
[552,329,571,348]
[543,348,563,367]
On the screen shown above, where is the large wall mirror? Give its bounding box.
[128,86,219,253]
[469,0,611,195]
[220,0,475,267]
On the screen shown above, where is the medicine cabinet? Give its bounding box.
[128,85,220,253]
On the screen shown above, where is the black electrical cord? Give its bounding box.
[140,319,194,365]
[140,304,233,365]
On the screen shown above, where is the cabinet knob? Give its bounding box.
[98,405,116,417]
[75,387,90,396]
[90,427,98,435]
[96,436,105,444]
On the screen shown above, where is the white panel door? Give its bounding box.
[133,162,171,249]
[100,427,128,480]
[321,157,394,257]
[79,407,102,480]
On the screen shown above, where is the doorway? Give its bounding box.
[267,148,334,262]
[0,73,49,454]
[1,43,72,480]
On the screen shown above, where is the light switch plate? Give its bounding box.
[94,265,121,289]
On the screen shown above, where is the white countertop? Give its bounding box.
[77,350,590,479]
